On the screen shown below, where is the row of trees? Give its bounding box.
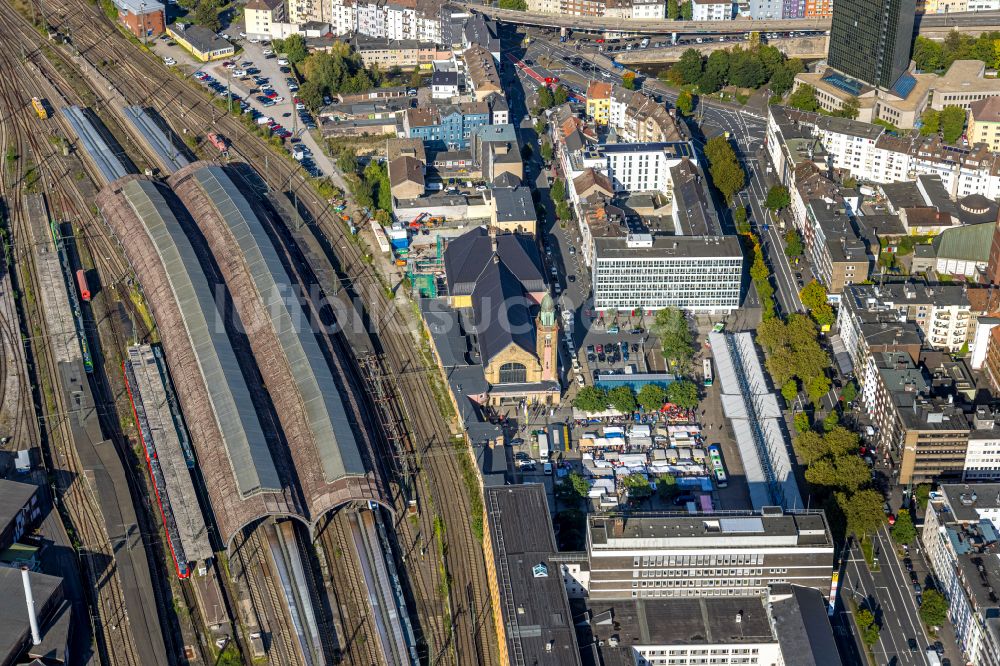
[913,32,1000,73]
[550,178,572,221]
[748,233,776,319]
[919,106,967,144]
[704,135,745,203]
[572,379,699,414]
[666,46,804,96]
[756,314,831,406]
[537,85,570,112]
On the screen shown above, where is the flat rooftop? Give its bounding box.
[589,511,832,548]
[0,479,36,532]
[594,234,743,260]
[486,484,581,666]
[589,597,774,646]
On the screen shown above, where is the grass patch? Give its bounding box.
[452,436,485,542]
[128,284,156,339]
[860,536,880,572]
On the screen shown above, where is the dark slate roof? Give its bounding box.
[471,260,535,365]
[771,585,843,666]
[493,186,536,224]
[444,226,544,295]
[492,170,521,187]
[432,71,458,87]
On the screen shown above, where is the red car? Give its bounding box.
[596,38,605,43]
[888,514,896,526]
[265,90,278,99]
[596,344,603,354]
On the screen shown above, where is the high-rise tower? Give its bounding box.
[828,0,916,90]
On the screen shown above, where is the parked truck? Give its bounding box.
[537,432,550,462]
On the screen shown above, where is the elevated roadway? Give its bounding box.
[463,3,1000,36]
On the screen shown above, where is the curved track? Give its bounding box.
[0,8,142,664]
[12,1,499,661]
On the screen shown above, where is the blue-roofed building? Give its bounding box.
[594,372,675,393]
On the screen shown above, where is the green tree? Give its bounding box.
[862,624,880,647]
[832,96,860,119]
[336,149,359,175]
[657,474,680,500]
[914,483,932,512]
[674,49,704,86]
[891,510,917,545]
[676,90,694,116]
[839,489,886,540]
[281,34,309,65]
[637,383,667,412]
[795,431,828,465]
[555,471,590,505]
[667,0,679,18]
[680,0,692,19]
[709,155,745,203]
[762,187,789,214]
[913,35,946,72]
[750,254,770,283]
[551,178,566,202]
[807,373,832,405]
[622,71,637,90]
[297,80,324,111]
[781,379,798,404]
[788,84,820,112]
[622,473,653,500]
[793,411,811,434]
[734,205,750,234]
[941,105,966,144]
[783,229,803,256]
[651,307,694,369]
[608,386,638,414]
[573,386,608,412]
[728,50,767,89]
[856,609,875,633]
[799,280,827,310]
[919,589,948,628]
[554,85,569,105]
[841,380,858,405]
[193,0,220,31]
[769,59,803,96]
[920,108,941,136]
[823,409,839,432]
[697,50,729,94]
[499,0,528,8]
[540,139,553,162]
[537,86,554,109]
[666,379,699,409]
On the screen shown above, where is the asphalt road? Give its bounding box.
[842,523,937,666]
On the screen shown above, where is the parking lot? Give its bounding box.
[147,30,336,177]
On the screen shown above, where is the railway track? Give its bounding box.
[8,0,498,661]
[230,524,304,666]
[317,509,384,666]
[0,10,143,665]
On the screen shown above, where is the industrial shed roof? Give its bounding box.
[121,178,282,497]
[188,166,367,484]
[123,106,191,175]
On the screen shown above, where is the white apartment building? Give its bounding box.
[769,105,1000,200]
[630,0,665,18]
[691,0,733,20]
[592,235,743,313]
[963,409,1000,481]
[922,486,1000,666]
[603,142,695,193]
[245,0,285,39]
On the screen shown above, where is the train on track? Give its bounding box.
[50,220,93,372]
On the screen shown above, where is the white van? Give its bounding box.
[543,462,553,475]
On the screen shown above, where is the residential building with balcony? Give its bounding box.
[922,485,1000,666]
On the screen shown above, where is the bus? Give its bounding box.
[708,444,728,488]
[703,358,713,387]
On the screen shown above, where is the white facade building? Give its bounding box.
[630,0,665,18]
[602,142,694,193]
[692,0,733,20]
[922,486,1000,666]
[592,235,743,313]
